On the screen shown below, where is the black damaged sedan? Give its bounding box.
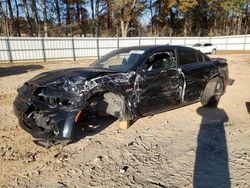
[13,45,228,147]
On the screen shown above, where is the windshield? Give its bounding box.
[91,49,145,72]
[193,43,202,47]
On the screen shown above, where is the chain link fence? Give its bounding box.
[0,35,249,63]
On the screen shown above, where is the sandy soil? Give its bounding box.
[0,53,250,187]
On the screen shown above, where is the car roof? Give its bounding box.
[119,45,192,52]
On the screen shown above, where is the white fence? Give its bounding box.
[0,35,249,62]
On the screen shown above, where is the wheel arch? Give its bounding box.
[87,91,133,121]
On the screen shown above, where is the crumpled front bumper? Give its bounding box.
[13,88,80,141]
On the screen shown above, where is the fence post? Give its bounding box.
[139,36,141,46]
[96,37,100,59]
[225,35,229,50]
[41,37,46,62]
[170,35,172,45]
[243,34,247,51]
[117,36,119,50]
[6,37,13,63]
[154,37,157,45]
[72,37,76,61]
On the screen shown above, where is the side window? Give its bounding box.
[197,52,204,62]
[179,49,197,65]
[204,43,212,47]
[146,50,176,71]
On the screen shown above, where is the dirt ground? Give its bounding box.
[0,53,250,188]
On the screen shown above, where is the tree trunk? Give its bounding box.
[7,0,21,36]
[14,0,21,36]
[119,0,136,37]
[214,18,218,36]
[149,0,154,35]
[31,0,40,36]
[237,16,242,35]
[81,9,87,37]
[90,0,95,36]
[55,0,61,26]
[42,0,48,37]
[22,0,33,35]
[76,0,86,37]
[183,17,187,37]
[0,1,8,36]
[76,0,81,36]
[66,0,71,36]
[7,0,15,36]
[120,19,129,37]
[106,0,112,34]
[95,0,100,37]
[244,2,249,34]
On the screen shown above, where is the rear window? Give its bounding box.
[179,49,197,65]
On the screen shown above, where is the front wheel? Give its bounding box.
[201,77,224,107]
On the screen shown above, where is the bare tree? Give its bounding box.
[31,0,40,36]
[105,0,112,31]
[22,0,33,35]
[65,0,71,36]
[42,0,48,37]
[55,0,61,26]
[76,0,87,37]
[90,0,95,36]
[114,0,146,37]
[0,0,9,36]
[149,0,154,35]
[14,0,21,36]
[95,0,100,37]
[7,0,21,36]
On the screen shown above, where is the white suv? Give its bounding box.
[192,43,216,54]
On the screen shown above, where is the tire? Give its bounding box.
[201,77,224,107]
[212,48,216,54]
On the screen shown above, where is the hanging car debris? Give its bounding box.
[13,45,229,147]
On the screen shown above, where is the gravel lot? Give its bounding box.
[0,53,250,187]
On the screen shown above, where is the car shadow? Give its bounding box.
[0,65,44,77]
[71,115,117,144]
[193,106,231,188]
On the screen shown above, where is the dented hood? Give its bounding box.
[27,67,116,86]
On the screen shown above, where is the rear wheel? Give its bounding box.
[201,77,223,107]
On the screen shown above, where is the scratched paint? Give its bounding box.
[13,45,228,147]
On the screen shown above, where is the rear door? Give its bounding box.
[178,48,210,101]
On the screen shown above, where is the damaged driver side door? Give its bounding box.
[136,50,186,116]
